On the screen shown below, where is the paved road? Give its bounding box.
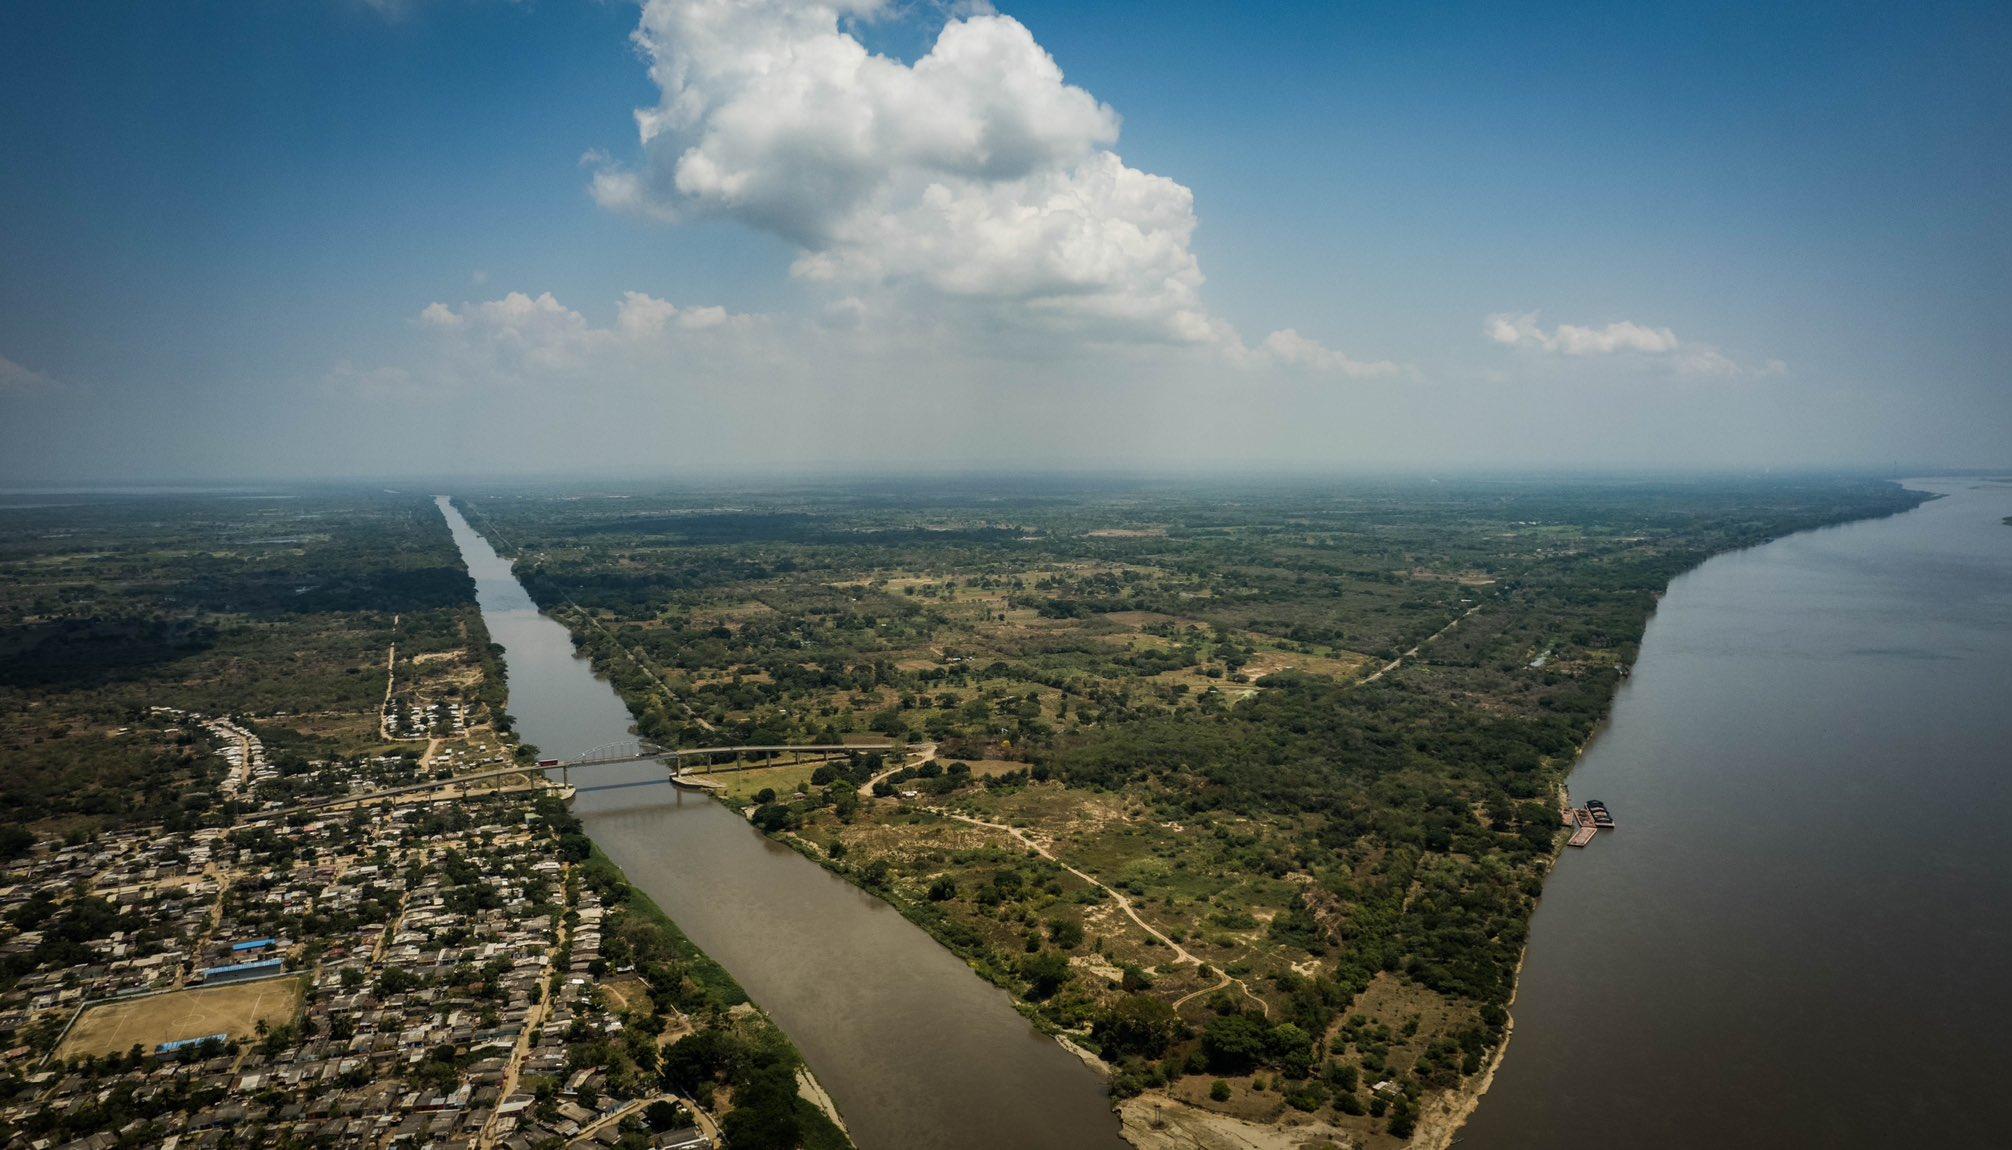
[242,743,896,822]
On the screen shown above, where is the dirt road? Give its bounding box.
[930,808,1267,1016]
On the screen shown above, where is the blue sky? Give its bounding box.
[1,0,2006,480]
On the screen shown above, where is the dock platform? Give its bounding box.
[1563,802,1614,847]
[1567,815,1598,847]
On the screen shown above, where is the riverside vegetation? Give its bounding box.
[451,475,1926,1146]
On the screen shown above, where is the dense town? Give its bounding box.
[0,714,716,1150]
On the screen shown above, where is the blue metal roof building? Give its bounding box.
[157,1033,230,1054]
[199,957,284,984]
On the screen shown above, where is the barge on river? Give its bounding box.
[1563,799,1617,846]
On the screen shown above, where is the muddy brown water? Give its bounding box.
[437,496,1127,1150]
[1459,480,2012,1149]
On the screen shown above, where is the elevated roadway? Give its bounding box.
[239,742,896,823]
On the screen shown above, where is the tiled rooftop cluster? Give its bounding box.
[143,711,274,804]
[150,710,512,821]
[1,830,225,1029]
[0,779,713,1150]
[386,701,469,742]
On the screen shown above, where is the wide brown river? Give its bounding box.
[436,497,1126,1150]
[1460,479,2012,1148]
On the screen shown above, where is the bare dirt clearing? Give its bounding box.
[58,977,305,1059]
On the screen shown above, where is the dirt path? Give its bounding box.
[370,850,423,968]
[1170,968,1242,1014]
[174,863,232,990]
[564,1092,718,1147]
[1358,603,1482,685]
[929,809,1268,1017]
[857,741,936,797]
[478,867,571,1149]
[378,614,400,740]
[229,727,255,795]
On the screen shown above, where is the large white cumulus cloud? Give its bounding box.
[634,1,1118,242]
[595,0,1378,364]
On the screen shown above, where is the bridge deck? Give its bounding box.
[238,743,899,823]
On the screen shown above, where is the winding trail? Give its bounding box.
[928,808,1269,1017]
[857,742,936,798]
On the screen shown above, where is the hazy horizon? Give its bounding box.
[3,463,2002,498]
[3,1,2007,481]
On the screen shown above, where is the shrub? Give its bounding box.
[1047,916,1085,949]
[1019,950,1071,999]
[1388,1103,1417,1139]
[1285,1081,1328,1112]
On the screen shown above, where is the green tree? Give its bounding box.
[1092,995,1182,1059]
[644,1100,688,1131]
[1201,1014,1270,1074]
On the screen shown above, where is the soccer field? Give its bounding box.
[56,977,305,1059]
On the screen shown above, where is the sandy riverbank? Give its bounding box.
[1118,1094,1359,1150]
[796,1067,851,1138]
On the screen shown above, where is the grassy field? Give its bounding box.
[57,976,306,1059]
[702,759,832,804]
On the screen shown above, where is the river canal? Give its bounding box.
[435,496,1127,1150]
[1460,479,2012,1148]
